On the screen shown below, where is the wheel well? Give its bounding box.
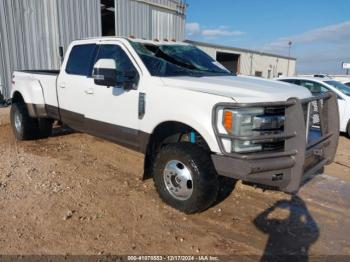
[143,121,211,180]
[12,91,24,104]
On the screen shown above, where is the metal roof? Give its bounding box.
[185,40,297,61]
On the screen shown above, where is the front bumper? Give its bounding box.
[212,92,339,193]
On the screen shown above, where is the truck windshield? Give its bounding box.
[130,41,233,77]
[325,80,350,96]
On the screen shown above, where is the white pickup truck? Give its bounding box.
[10,37,339,213]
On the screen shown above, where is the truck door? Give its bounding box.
[57,43,98,131]
[84,42,141,151]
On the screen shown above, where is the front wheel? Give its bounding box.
[153,143,219,214]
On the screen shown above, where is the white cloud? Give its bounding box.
[202,28,245,38]
[185,22,245,39]
[185,22,201,36]
[263,21,350,52]
[262,21,350,74]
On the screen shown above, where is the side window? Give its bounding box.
[280,79,294,84]
[66,44,98,76]
[300,81,328,95]
[280,79,301,85]
[293,80,301,85]
[95,44,139,80]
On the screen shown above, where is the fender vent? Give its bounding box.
[138,93,146,119]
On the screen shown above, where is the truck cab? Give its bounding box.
[10,37,339,213]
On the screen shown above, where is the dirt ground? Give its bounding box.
[0,107,349,258]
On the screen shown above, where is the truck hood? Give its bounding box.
[161,75,312,103]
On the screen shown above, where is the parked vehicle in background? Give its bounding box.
[313,74,332,79]
[278,77,350,137]
[9,37,339,213]
[299,75,350,84]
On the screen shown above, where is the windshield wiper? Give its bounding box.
[194,68,234,75]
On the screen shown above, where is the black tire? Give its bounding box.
[10,103,40,140]
[347,121,350,138]
[153,143,219,214]
[37,118,53,138]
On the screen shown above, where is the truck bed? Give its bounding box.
[18,70,60,75]
[12,70,60,119]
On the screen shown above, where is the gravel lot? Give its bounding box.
[0,107,349,257]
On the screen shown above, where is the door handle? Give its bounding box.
[85,89,94,95]
[59,84,66,89]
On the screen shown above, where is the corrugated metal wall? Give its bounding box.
[57,0,101,52]
[0,0,101,99]
[0,28,5,97]
[115,0,186,40]
[0,0,60,98]
[0,0,185,98]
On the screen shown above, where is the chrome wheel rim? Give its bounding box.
[14,111,22,132]
[163,160,193,201]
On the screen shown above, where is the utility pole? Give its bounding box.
[250,54,254,76]
[287,41,292,76]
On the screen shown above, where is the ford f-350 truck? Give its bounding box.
[10,37,339,213]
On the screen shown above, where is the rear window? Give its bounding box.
[65,44,98,76]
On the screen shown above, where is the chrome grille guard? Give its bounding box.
[212,92,339,193]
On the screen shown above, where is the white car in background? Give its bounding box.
[278,77,350,137]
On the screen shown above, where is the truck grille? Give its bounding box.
[213,92,337,161]
[258,106,286,152]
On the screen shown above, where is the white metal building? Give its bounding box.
[187,40,297,79]
[0,0,295,101]
[0,0,102,99]
[0,0,186,99]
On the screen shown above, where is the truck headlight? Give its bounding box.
[223,108,285,153]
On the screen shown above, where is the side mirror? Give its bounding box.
[92,59,138,90]
[93,59,118,87]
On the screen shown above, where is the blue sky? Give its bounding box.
[185,0,350,74]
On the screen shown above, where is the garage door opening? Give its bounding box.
[101,0,115,36]
[216,52,240,74]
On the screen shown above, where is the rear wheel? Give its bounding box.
[10,103,53,140]
[347,121,350,138]
[153,143,219,214]
[10,103,39,140]
[37,118,53,138]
